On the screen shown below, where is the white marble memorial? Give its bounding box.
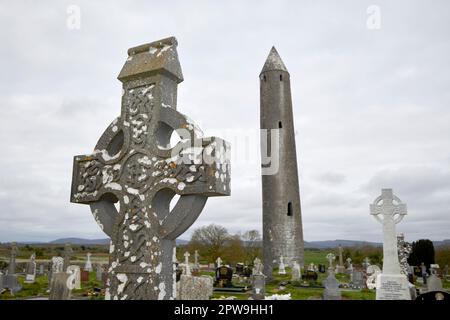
[370,189,411,300]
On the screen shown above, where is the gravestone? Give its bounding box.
[39,264,45,275]
[215,265,233,287]
[362,257,371,271]
[96,264,103,281]
[252,257,262,276]
[63,243,73,271]
[318,264,326,273]
[370,189,411,300]
[346,258,353,274]
[84,252,93,271]
[278,256,286,275]
[177,274,213,300]
[291,261,301,281]
[3,243,22,294]
[323,269,341,300]
[304,270,318,282]
[336,245,345,274]
[251,274,266,300]
[194,250,200,271]
[216,257,223,268]
[66,265,81,290]
[183,251,191,276]
[24,253,37,283]
[427,274,443,292]
[49,256,64,286]
[351,271,364,289]
[366,265,382,290]
[80,270,89,282]
[235,263,244,275]
[70,37,231,300]
[49,272,76,300]
[326,253,335,270]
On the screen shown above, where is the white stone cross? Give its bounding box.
[278,256,286,275]
[184,252,191,276]
[370,188,407,274]
[326,253,336,268]
[194,250,200,266]
[84,252,93,272]
[216,257,222,268]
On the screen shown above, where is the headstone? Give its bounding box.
[318,264,326,273]
[366,265,382,290]
[216,257,223,268]
[304,270,318,282]
[235,263,244,275]
[194,250,200,271]
[80,270,89,282]
[24,253,37,283]
[63,243,73,271]
[96,264,103,281]
[326,253,336,269]
[251,274,266,300]
[3,243,22,294]
[177,274,213,300]
[252,257,262,276]
[291,261,301,282]
[427,274,443,292]
[215,265,233,287]
[346,258,353,274]
[70,37,231,300]
[323,269,341,300]
[351,271,364,289]
[66,265,81,289]
[416,291,450,301]
[49,272,76,300]
[362,257,371,271]
[421,262,428,284]
[370,189,411,300]
[397,233,412,276]
[39,264,45,275]
[336,245,345,274]
[49,256,64,286]
[84,252,93,272]
[183,252,191,276]
[278,256,286,275]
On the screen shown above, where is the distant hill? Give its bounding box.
[48,238,189,245]
[304,240,382,249]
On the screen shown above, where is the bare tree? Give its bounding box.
[189,224,230,261]
[241,230,262,263]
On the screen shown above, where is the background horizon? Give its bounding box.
[1,1,450,243]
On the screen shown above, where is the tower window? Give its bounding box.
[287,202,293,216]
[280,74,283,81]
[278,121,282,128]
[263,75,266,82]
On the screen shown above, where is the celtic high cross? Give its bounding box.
[370,189,407,275]
[70,37,231,300]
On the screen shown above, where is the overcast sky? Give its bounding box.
[0,0,449,243]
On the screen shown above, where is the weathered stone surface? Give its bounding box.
[66,265,81,290]
[260,47,304,279]
[278,256,286,275]
[70,36,230,300]
[427,274,443,292]
[176,274,213,300]
[323,270,341,300]
[370,189,411,300]
[291,261,301,281]
[24,253,36,283]
[3,243,21,294]
[63,244,73,271]
[49,273,75,300]
[251,274,266,300]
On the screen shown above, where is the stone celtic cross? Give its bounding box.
[70,37,230,300]
[370,189,407,275]
[326,253,335,268]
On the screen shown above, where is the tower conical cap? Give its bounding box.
[261,46,288,74]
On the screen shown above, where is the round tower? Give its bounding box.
[260,47,304,279]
